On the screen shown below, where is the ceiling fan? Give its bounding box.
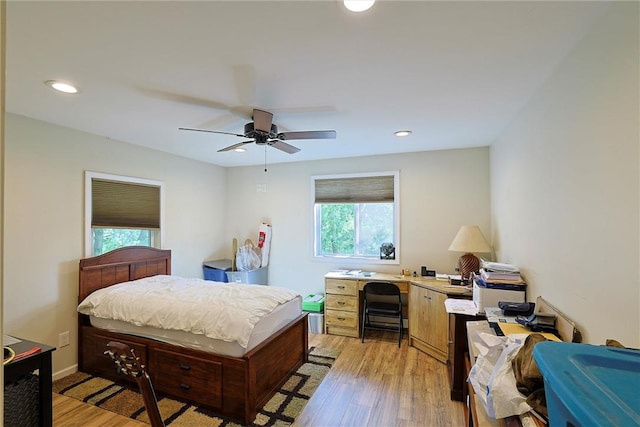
[179,108,337,154]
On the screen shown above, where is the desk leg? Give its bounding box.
[39,352,53,427]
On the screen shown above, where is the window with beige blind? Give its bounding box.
[312,171,399,263]
[85,171,164,256]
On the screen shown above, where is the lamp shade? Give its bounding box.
[449,226,491,281]
[448,226,491,253]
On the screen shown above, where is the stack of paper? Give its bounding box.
[479,260,525,285]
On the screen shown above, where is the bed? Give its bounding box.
[77,246,308,425]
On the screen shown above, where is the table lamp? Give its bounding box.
[448,225,492,281]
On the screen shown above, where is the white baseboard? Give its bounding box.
[53,364,78,381]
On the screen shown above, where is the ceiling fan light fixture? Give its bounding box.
[394,130,412,137]
[343,0,375,12]
[45,80,79,94]
[234,147,246,152]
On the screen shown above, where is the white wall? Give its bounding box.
[490,3,639,346]
[226,147,491,297]
[2,114,491,376]
[3,113,228,374]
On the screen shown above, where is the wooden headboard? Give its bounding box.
[79,246,171,302]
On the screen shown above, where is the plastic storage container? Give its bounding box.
[307,313,324,334]
[202,259,232,282]
[225,266,268,285]
[533,341,640,427]
[302,294,325,312]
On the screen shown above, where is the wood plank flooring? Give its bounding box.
[294,331,465,426]
[53,331,465,426]
[53,393,148,426]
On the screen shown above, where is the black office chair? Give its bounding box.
[361,281,404,347]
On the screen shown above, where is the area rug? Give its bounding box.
[53,347,339,426]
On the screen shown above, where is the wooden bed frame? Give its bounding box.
[77,246,308,425]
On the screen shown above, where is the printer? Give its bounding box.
[473,280,525,313]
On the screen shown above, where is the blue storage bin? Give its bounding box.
[202,259,232,282]
[226,266,268,285]
[533,341,640,427]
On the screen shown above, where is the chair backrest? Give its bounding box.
[363,281,401,298]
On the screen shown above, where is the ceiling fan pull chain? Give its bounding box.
[264,145,268,172]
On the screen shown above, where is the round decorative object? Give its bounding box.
[459,252,480,280]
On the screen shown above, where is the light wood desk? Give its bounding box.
[465,297,580,427]
[324,272,472,364]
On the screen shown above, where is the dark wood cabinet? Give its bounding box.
[447,312,483,401]
[4,338,56,427]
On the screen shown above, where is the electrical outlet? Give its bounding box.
[59,331,70,348]
[256,184,267,193]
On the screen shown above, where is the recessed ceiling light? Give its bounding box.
[234,147,246,153]
[394,130,412,137]
[343,0,375,12]
[45,80,79,94]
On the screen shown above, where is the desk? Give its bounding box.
[4,337,56,427]
[466,320,504,427]
[448,312,484,401]
[464,307,576,427]
[324,272,471,365]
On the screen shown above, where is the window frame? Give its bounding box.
[84,171,164,257]
[311,171,400,265]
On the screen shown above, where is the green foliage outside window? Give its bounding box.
[92,228,152,256]
[319,203,393,257]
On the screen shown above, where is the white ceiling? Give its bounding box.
[6,1,610,168]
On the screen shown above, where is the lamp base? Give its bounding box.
[458,253,480,280]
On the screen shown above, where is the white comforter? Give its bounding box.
[77,275,299,348]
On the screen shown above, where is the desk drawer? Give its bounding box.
[326,294,357,312]
[326,279,357,296]
[326,309,358,328]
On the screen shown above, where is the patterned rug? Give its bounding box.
[53,347,339,426]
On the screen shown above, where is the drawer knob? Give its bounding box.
[338,301,345,305]
[338,317,345,321]
[180,364,191,371]
[180,383,191,390]
[337,285,345,289]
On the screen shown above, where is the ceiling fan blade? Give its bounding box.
[279,130,337,140]
[196,113,244,132]
[269,140,301,154]
[138,86,232,111]
[253,109,273,133]
[178,127,246,138]
[217,140,254,152]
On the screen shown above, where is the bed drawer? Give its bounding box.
[93,333,148,381]
[150,348,222,408]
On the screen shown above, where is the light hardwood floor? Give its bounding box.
[294,331,466,426]
[54,331,465,426]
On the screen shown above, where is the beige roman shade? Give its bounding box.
[92,179,160,228]
[314,175,395,203]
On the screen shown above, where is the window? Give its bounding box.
[312,171,399,263]
[85,172,164,256]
